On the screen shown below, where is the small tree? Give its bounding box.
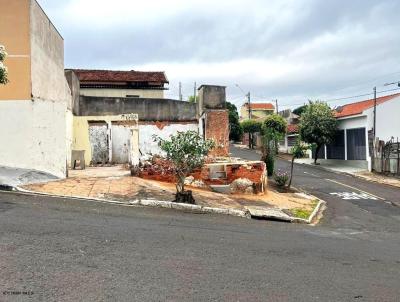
[0,45,8,85]
[261,114,287,176]
[153,131,214,203]
[299,101,337,164]
[288,140,309,188]
[226,101,243,141]
[241,119,262,149]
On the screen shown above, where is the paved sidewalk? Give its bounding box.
[21,167,318,218]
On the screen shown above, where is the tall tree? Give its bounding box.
[292,104,307,116]
[226,101,243,142]
[299,101,337,164]
[261,114,287,176]
[241,119,262,149]
[0,45,8,85]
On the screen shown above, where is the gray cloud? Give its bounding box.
[39,0,400,109]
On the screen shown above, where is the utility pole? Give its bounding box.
[247,92,251,119]
[275,99,279,114]
[193,82,197,102]
[373,86,377,139]
[247,92,252,149]
[179,82,182,101]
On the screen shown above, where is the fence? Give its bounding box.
[372,137,400,175]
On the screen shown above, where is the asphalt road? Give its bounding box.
[0,148,400,301]
[230,145,400,232]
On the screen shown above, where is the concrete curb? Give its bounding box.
[8,186,252,220]
[289,199,326,224]
[1,185,324,224]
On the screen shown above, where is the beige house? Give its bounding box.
[67,69,169,99]
[0,0,72,177]
[240,102,275,120]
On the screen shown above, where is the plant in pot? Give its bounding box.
[153,131,215,204]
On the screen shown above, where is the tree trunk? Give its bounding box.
[288,157,295,188]
[175,190,195,204]
[314,144,321,164]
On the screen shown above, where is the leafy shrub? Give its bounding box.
[274,170,289,187]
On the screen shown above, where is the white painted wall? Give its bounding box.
[139,123,198,158]
[364,96,400,143]
[0,99,67,178]
[80,88,164,99]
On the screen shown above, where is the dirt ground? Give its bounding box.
[24,166,316,213]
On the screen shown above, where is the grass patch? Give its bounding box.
[289,208,312,219]
[289,199,320,219]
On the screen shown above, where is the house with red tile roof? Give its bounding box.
[240,102,275,120]
[316,93,400,171]
[66,69,169,99]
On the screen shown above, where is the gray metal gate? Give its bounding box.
[346,128,366,160]
[327,130,345,159]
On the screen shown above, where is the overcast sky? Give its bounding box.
[40,0,400,110]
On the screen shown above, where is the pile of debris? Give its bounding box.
[138,155,267,195]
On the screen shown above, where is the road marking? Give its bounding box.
[330,192,379,200]
[325,179,385,200]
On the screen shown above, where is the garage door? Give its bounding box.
[346,128,366,160]
[327,130,345,159]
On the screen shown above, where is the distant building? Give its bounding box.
[67,69,169,99]
[240,102,275,120]
[0,0,72,178]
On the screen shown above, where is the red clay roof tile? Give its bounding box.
[334,93,400,118]
[287,124,299,133]
[243,103,275,110]
[68,69,168,83]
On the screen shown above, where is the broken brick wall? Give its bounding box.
[205,110,229,157]
[139,158,266,192]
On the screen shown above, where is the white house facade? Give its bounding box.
[315,93,400,171]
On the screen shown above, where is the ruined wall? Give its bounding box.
[205,110,230,156]
[72,114,139,166]
[139,160,266,193]
[79,96,197,121]
[139,122,198,158]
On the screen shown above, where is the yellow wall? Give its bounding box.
[240,106,274,120]
[0,0,31,100]
[72,115,139,166]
